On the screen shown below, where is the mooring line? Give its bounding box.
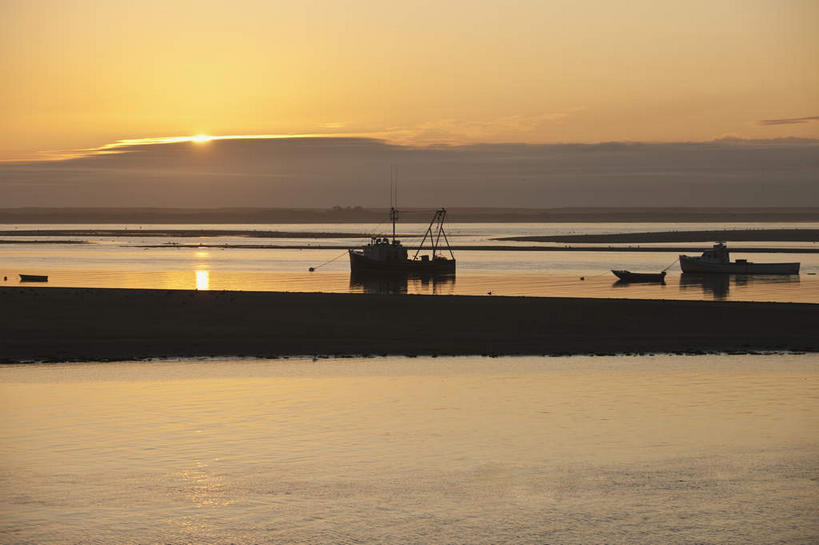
[308,250,349,272]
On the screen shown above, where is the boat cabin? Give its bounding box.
[360,236,408,262]
[698,242,730,264]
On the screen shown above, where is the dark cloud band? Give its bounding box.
[759,116,819,126]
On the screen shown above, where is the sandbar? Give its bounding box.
[1,287,816,362]
[498,229,819,243]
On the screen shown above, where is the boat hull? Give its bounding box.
[19,274,48,282]
[349,250,455,275]
[679,256,799,274]
[611,270,666,282]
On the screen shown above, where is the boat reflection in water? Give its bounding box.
[680,273,731,299]
[350,272,455,295]
[679,273,800,300]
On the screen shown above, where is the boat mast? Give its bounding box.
[389,166,398,243]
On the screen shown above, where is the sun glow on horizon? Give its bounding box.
[191,134,212,143]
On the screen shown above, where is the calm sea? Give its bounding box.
[1,221,817,302]
[1,354,817,544]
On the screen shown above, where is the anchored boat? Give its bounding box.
[680,242,799,274]
[611,270,666,283]
[19,274,48,282]
[348,207,456,276]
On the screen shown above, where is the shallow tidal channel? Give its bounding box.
[1,354,817,544]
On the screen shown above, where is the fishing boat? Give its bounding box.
[19,274,48,282]
[680,242,799,274]
[611,270,666,283]
[348,207,456,276]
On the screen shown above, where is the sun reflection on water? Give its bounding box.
[196,270,209,290]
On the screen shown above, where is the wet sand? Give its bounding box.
[3,238,816,253]
[3,228,819,243]
[499,228,819,243]
[1,286,817,362]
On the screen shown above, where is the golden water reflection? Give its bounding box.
[0,356,817,544]
[195,270,209,290]
[6,269,819,303]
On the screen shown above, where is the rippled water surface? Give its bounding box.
[1,222,817,302]
[1,354,818,544]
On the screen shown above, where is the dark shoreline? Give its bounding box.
[0,229,370,239]
[2,287,817,363]
[3,242,818,253]
[130,244,819,253]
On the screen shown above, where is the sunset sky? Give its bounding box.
[2,0,817,162]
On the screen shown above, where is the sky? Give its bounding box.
[0,0,816,207]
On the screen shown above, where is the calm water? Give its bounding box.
[1,354,817,544]
[1,222,818,302]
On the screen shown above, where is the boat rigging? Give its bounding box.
[348,182,456,276]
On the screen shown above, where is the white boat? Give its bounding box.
[679,243,799,274]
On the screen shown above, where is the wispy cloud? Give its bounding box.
[370,110,584,146]
[12,133,360,162]
[6,111,583,163]
[759,115,819,126]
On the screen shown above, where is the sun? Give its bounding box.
[191,134,212,143]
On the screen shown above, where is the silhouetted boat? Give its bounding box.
[680,242,799,274]
[19,274,48,282]
[349,208,456,275]
[611,270,666,283]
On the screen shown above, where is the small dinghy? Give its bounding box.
[612,270,666,283]
[19,274,48,282]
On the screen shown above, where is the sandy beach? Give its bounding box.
[1,286,816,362]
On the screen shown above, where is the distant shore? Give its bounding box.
[2,207,819,224]
[0,229,369,239]
[1,287,816,362]
[2,241,816,253]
